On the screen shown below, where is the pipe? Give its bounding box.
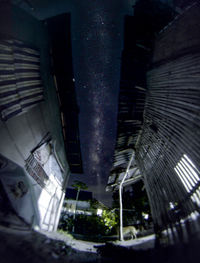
[119,150,135,241]
[52,140,64,173]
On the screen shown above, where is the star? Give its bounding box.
[70,0,126,204]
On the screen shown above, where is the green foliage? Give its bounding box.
[75,214,107,235]
[58,208,119,236]
[58,213,74,232]
[100,209,119,234]
[71,180,88,191]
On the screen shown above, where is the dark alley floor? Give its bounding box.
[1,222,200,263]
[1,178,200,263]
[0,225,98,263]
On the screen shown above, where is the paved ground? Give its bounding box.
[0,223,154,263]
[0,226,99,263]
[1,181,200,263]
[1,224,200,263]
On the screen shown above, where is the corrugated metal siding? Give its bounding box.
[0,39,44,121]
[136,51,200,241]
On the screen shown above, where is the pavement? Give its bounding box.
[1,220,200,263]
[0,225,99,263]
[0,180,199,263]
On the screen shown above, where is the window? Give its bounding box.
[174,154,200,206]
[25,154,48,188]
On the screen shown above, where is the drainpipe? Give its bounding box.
[119,150,135,241]
[52,140,64,173]
[53,189,66,231]
[53,166,70,231]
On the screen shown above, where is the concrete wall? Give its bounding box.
[152,2,200,64]
[0,4,68,171]
[0,4,70,230]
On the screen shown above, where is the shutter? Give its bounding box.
[136,52,200,232]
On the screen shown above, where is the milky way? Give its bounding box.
[77,3,120,189]
[70,0,133,204]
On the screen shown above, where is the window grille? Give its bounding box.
[25,154,48,188]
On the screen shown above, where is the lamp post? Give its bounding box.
[119,150,135,241]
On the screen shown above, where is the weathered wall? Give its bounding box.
[0,4,68,172]
[0,3,70,230]
[152,2,200,64]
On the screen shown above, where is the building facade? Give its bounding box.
[0,3,82,231]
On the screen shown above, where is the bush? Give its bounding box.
[59,209,119,236]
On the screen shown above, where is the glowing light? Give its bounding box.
[142,212,149,220]
[169,202,175,209]
[97,208,103,216]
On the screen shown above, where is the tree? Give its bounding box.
[71,180,88,232]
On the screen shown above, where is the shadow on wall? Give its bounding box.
[0,154,41,227]
[0,1,69,231]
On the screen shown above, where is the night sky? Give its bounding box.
[69,0,133,205]
[15,0,134,206]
